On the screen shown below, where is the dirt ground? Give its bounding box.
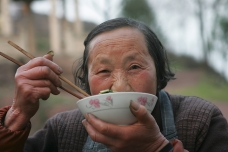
[165,69,228,121]
[213,102,228,120]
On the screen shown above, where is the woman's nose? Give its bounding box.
[110,71,131,92]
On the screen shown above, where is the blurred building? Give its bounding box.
[0,0,96,61]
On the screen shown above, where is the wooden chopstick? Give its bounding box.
[8,41,34,59]
[0,51,85,99]
[8,41,90,97]
[0,52,23,66]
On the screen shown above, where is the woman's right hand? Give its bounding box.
[4,54,63,131]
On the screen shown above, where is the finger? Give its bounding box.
[130,101,156,125]
[32,87,52,101]
[20,79,60,95]
[84,113,125,139]
[82,119,115,146]
[19,57,63,75]
[17,85,52,103]
[16,66,62,87]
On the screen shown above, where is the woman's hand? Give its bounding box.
[82,101,169,152]
[4,54,63,131]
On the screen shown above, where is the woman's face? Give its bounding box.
[87,27,157,95]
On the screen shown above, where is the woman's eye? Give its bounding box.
[99,70,109,73]
[130,65,140,70]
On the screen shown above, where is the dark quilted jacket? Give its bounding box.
[0,93,228,152]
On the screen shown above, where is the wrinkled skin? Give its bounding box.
[82,27,169,151]
[87,27,157,95]
[4,54,62,131]
[4,27,170,151]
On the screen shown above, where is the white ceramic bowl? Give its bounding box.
[76,92,157,125]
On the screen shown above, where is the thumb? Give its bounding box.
[43,51,54,61]
[130,100,155,124]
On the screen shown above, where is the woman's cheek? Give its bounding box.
[89,76,111,95]
[141,72,157,94]
[129,71,156,94]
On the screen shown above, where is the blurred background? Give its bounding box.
[0,0,228,135]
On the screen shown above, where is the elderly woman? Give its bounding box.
[0,18,228,152]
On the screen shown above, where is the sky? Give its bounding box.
[30,0,228,80]
[31,0,119,24]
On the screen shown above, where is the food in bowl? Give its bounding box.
[99,89,115,94]
[76,92,157,125]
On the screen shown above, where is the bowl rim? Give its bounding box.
[76,92,157,105]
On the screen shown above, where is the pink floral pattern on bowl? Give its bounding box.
[86,96,113,109]
[137,96,155,108]
[86,95,156,110]
[137,96,147,106]
[89,99,100,108]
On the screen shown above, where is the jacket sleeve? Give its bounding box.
[24,117,58,152]
[198,107,228,152]
[0,106,58,152]
[0,106,31,152]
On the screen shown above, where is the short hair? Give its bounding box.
[74,18,175,94]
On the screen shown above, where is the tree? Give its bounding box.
[219,17,228,53]
[120,0,166,45]
[83,0,121,21]
[192,0,228,67]
[120,0,156,27]
[217,15,228,76]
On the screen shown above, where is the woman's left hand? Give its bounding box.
[82,101,169,152]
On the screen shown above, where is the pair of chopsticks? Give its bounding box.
[0,41,90,99]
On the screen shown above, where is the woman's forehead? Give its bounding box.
[88,27,146,51]
[87,27,153,66]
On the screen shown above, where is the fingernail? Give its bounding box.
[130,100,140,111]
[47,50,54,56]
[82,119,87,126]
[84,113,89,119]
[58,66,63,74]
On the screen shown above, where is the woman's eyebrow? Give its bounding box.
[93,57,112,65]
[123,52,149,66]
[123,54,140,64]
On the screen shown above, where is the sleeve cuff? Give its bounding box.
[0,106,11,127]
[0,106,31,152]
[160,142,173,152]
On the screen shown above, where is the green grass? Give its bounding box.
[171,76,228,102]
